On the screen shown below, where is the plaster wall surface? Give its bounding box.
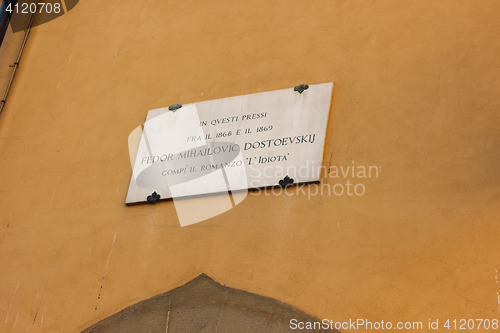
[0,0,499,332]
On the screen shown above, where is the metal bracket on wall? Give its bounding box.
[168,104,182,112]
[294,84,309,94]
[147,191,161,203]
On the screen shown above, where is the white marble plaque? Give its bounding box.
[126,82,333,204]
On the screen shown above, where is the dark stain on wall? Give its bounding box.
[9,0,79,33]
[81,274,340,333]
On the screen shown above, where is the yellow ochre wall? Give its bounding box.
[1,0,500,332]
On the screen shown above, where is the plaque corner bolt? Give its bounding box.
[147,191,161,203]
[279,175,294,188]
[294,84,309,94]
[168,104,182,112]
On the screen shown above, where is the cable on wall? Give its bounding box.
[0,0,38,117]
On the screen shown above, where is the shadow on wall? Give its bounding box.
[81,274,340,333]
[9,0,79,33]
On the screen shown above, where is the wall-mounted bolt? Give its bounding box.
[279,175,294,188]
[147,191,161,203]
[168,104,182,112]
[294,84,309,94]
